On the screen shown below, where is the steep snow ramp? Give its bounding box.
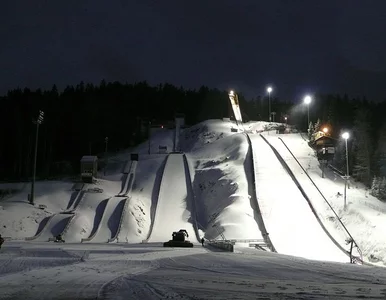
[116,156,167,243]
[63,192,110,243]
[118,161,137,197]
[26,213,73,242]
[269,135,353,252]
[250,134,347,262]
[66,189,86,211]
[147,154,199,243]
[117,161,137,196]
[109,161,137,242]
[82,196,126,243]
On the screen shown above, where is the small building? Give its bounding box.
[312,135,337,161]
[276,124,286,134]
[80,156,98,183]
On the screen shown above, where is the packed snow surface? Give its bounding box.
[147,153,199,243]
[250,133,347,262]
[1,242,386,299]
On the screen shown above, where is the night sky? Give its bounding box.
[2,0,386,101]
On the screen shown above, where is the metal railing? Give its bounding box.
[276,136,363,264]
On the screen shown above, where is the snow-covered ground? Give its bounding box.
[274,132,386,265]
[1,242,386,299]
[2,118,386,298]
[249,133,347,262]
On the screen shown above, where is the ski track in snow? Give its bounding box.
[1,243,386,300]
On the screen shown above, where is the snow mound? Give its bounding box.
[189,131,262,240]
[180,119,236,152]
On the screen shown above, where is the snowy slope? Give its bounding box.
[26,214,73,242]
[0,181,75,238]
[2,242,386,300]
[2,118,386,267]
[185,128,264,241]
[66,190,86,211]
[266,135,350,250]
[83,196,126,243]
[115,156,167,243]
[109,162,136,242]
[117,161,137,196]
[278,133,386,264]
[147,154,199,243]
[63,192,110,243]
[250,133,348,262]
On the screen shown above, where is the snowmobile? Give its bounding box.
[54,234,65,243]
[163,229,193,248]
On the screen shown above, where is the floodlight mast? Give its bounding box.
[267,86,273,122]
[342,132,350,210]
[30,110,44,205]
[304,95,312,127]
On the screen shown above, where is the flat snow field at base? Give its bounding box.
[1,242,386,300]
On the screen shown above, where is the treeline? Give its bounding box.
[0,81,249,181]
[0,80,385,201]
[295,94,386,199]
[241,92,386,198]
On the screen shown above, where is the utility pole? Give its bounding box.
[30,110,44,205]
[104,137,108,176]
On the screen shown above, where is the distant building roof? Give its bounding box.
[80,155,98,162]
[312,135,337,146]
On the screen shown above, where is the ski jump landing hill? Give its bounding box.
[25,159,138,243]
[248,132,348,262]
[146,153,200,244]
[25,187,87,242]
[81,161,137,243]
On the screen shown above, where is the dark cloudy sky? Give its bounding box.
[2,0,386,101]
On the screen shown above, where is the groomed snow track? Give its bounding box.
[25,213,74,242]
[81,196,126,243]
[259,134,355,262]
[109,160,137,242]
[145,153,200,243]
[275,135,363,263]
[244,133,276,252]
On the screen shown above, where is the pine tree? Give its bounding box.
[380,177,386,201]
[374,122,386,177]
[370,176,380,198]
[352,108,373,186]
[308,121,314,140]
[313,118,321,134]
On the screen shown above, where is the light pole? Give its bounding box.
[304,95,312,128]
[148,121,151,155]
[342,132,350,210]
[267,86,273,122]
[30,110,44,205]
[104,137,109,176]
[284,116,288,125]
